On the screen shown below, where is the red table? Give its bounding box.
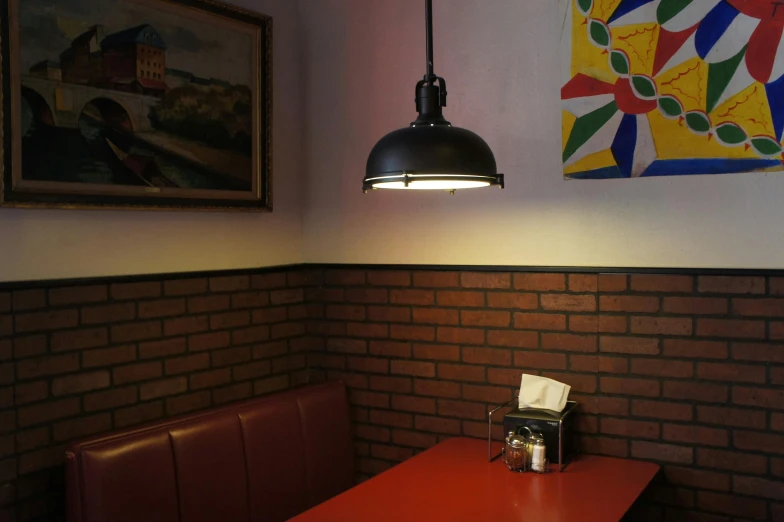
[291,438,659,522]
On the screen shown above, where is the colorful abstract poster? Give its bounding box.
[561,0,784,179]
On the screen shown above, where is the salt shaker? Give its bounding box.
[531,438,548,473]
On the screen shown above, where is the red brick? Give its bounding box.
[53,413,111,442]
[631,275,693,293]
[367,271,411,287]
[568,274,597,292]
[166,391,211,415]
[51,327,108,352]
[697,318,765,339]
[165,353,209,375]
[16,427,49,453]
[661,297,727,316]
[697,405,766,429]
[270,289,304,305]
[326,338,366,355]
[164,316,208,337]
[49,285,107,306]
[81,302,136,324]
[344,289,387,305]
[16,353,79,379]
[734,430,784,455]
[390,324,435,342]
[52,371,110,396]
[484,368,521,386]
[18,446,68,475]
[631,441,692,464]
[138,338,188,362]
[391,395,436,414]
[413,379,460,398]
[487,292,538,311]
[111,321,162,342]
[370,375,412,393]
[697,362,765,383]
[461,272,510,289]
[346,322,388,338]
[733,475,784,501]
[188,295,230,314]
[392,429,436,448]
[663,424,728,447]
[600,336,659,355]
[773,366,784,385]
[662,339,728,359]
[232,325,271,345]
[515,351,567,370]
[437,327,484,345]
[252,307,288,325]
[13,290,46,311]
[367,306,411,323]
[189,368,231,390]
[463,347,511,366]
[437,399,485,420]
[210,311,251,330]
[514,274,565,291]
[164,278,208,296]
[139,377,187,400]
[541,371,597,393]
[271,320,304,340]
[462,384,512,403]
[542,333,596,352]
[596,397,629,416]
[391,360,435,378]
[17,398,80,427]
[187,332,229,353]
[697,492,767,519]
[13,335,47,358]
[136,298,184,319]
[461,310,510,327]
[664,381,728,403]
[698,276,765,294]
[438,363,485,382]
[370,444,414,462]
[413,343,459,361]
[596,274,626,292]
[390,289,434,306]
[541,294,596,312]
[733,342,784,363]
[14,381,49,405]
[600,356,630,373]
[15,309,78,333]
[601,418,659,439]
[368,340,409,358]
[487,330,538,349]
[111,282,161,300]
[370,409,412,429]
[355,424,390,443]
[601,377,659,397]
[733,297,784,317]
[212,382,252,405]
[413,271,459,288]
[113,361,162,384]
[412,308,458,326]
[251,272,288,290]
[774,458,784,477]
[631,317,693,336]
[514,313,565,331]
[350,390,390,408]
[209,275,249,292]
[230,291,271,309]
[600,296,659,313]
[414,415,460,434]
[664,467,730,492]
[568,354,598,372]
[570,315,627,333]
[437,291,485,308]
[581,436,628,458]
[253,340,290,359]
[347,357,389,374]
[733,386,784,409]
[114,401,163,428]
[232,360,271,382]
[214,346,253,367]
[631,359,693,378]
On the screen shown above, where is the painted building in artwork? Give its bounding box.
[28,60,62,81]
[57,24,168,97]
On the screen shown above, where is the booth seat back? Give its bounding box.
[66,382,353,522]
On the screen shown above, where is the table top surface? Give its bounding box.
[290,438,659,522]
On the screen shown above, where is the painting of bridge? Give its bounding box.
[3,0,271,210]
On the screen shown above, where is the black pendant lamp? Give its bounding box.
[363,0,504,193]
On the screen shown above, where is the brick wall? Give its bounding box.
[0,268,320,521]
[306,269,784,522]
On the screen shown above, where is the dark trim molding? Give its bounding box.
[2,263,783,291]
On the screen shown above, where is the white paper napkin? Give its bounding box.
[518,374,571,412]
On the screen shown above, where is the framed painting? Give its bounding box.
[0,0,271,210]
[561,0,784,179]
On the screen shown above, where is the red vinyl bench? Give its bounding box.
[65,381,353,522]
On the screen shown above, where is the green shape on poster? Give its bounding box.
[706,47,747,114]
[589,20,610,47]
[631,75,657,98]
[751,137,782,156]
[657,0,694,25]
[685,112,711,133]
[610,50,630,76]
[716,123,747,145]
[658,96,683,117]
[577,0,593,16]
[563,101,619,163]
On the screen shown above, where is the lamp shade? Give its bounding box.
[364,125,504,191]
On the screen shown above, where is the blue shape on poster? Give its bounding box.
[641,158,781,177]
[566,166,625,179]
[696,1,740,59]
[607,0,656,24]
[610,114,638,178]
[766,75,784,141]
